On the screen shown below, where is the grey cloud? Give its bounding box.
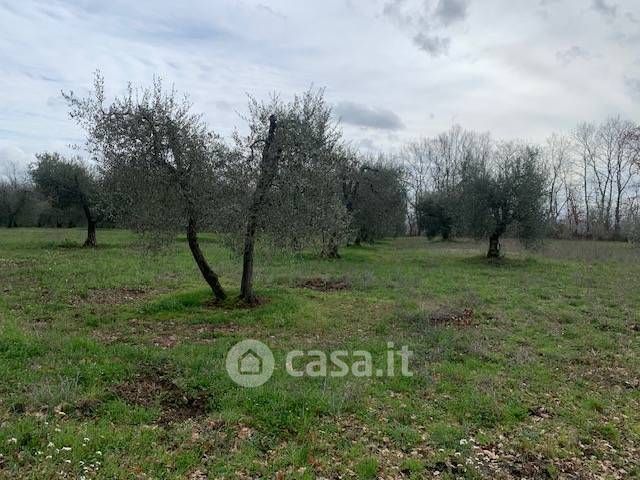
[625,76,640,102]
[434,0,470,26]
[257,4,287,20]
[383,0,466,57]
[385,0,470,27]
[334,102,404,130]
[591,0,618,18]
[556,46,590,65]
[413,32,451,56]
[382,0,416,28]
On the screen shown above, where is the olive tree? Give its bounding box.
[345,157,407,244]
[235,90,352,302]
[459,142,547,258]
[65,74,228,300]
[416,191,454,240]
[30,153,100,246]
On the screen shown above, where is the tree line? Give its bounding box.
[1,74,639,298]
[1,74,407,303]
[402,121,640,249]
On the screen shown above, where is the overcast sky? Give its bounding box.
[1,0,639,174]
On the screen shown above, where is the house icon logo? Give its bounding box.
[226,339,274,387]
[239,349,262,375]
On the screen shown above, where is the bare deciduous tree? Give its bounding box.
[401,126,491,237]
[612,120,639,237]
[571,118,640,238]
[0,161,32,228]
[573,122,597,235]
[543,133,571,226]
[402,139,432,235]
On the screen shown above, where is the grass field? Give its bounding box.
[1,229,639,479]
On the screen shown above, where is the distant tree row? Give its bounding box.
[3,74,638,295]
[0,159,94,230]
[404,133,547,257]
[403,121,640,255]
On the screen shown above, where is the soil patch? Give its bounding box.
[0,258,34,269]
[149,322,242,348]
[73,287,152,306]
[204,296,269,310]
[428,307,474,327]
[468,438,636,480]
[112,366,207,424]
[528,405,553,420]
[297,277,351,292]
[92,319,241,348]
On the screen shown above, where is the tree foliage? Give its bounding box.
[416,192,453,240]
[459,143,547,257]
[30,152,101,246]
[346,158,407,244]
[235,91,351,261]
[60,74,406,302]
[64,73,228,298]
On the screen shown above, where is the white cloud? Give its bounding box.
[0,146,33,181]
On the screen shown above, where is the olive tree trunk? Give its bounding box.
[322,237,341,259]
[187,217,227,301]
[487,233,501,258]
[82,205,97,247]
[240,114,279,304]
[487,223,506,258]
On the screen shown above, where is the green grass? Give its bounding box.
[1,228,639,478]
